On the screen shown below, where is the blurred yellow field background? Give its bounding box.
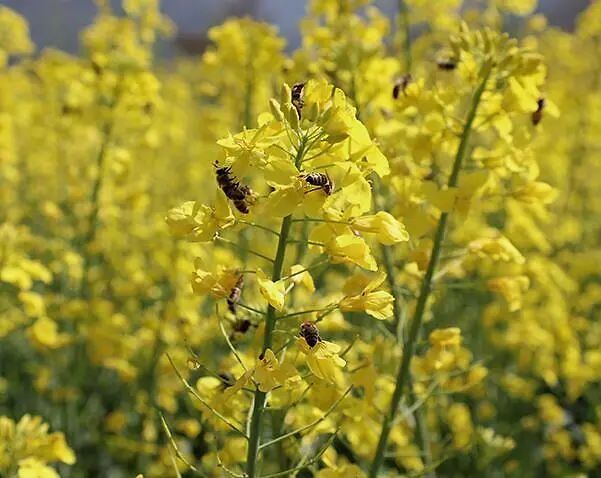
[0,1,600,477]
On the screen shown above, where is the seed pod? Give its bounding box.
[269,98,285,121]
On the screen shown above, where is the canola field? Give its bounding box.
[0,0,600,477]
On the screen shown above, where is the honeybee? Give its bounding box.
[532,98,545,126]
[229,318,254,342]
[301,172,334,195]
[299,321,321,348]
[392,74,412,99]
[227,275,244,314]
[436,58,457,70]
[291,82,305,118]
[218,372,235,388]
[230,200,247,214]
[423,170,437,181]
[214,162,254,213]
[233,318,252,334]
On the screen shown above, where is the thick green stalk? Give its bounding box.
[409,376,435,478]
[379,234,406,340]
[241,34,255,130]
[80,121,112,297]
[245,142,306,477]
[245,215,291,477]
[369,65,492,477]
[375,184,435,475]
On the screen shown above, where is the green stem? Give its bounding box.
[379,232,406,340]
[245,217,291,477]
[369,64,491,477]
[258,387,352,451]
[243,63,254,129]
[374,182,433,472]
[245,141,307,477]
[409,377,435,477]
[398,0,412,72]
[216,236,274,263]
[80,122,112,297]
[258,432,337,478]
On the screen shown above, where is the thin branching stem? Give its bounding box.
[166,354,248,438]
[340,334,359,358]
[286,239,325,247]
[237,302,268,315]
[238,220,281,237]
[375,208,407,339]
[219,320,250,372]
[218,455,248,478]
[314,306,338,323]
[167,447,183,478]
[369,63,492,477]
[259,431,338,478]
[277,306,335,320]
[393,379,439,426]
[410,383,435,478]
[160,412,207,477]
[290,217,349,225]
[216,236,274,263]
[259,386,352,450]
[279,259,328,281]
[271,336,296,356]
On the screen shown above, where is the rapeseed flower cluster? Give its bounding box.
[0,0,599,476]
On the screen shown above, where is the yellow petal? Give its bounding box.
[289,264,316,292]
[257,269,286,311]
[328,235,377,271]
[263,185,303,218]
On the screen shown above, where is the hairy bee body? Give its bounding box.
[299,321,321,348]
[227,275,244,314]
[233,318,252,334]
[532,98,545,126]
[214,162,254,213]
[302,172,334,195]
[291,82,305,118]
[218,372,235,388]
[231,199,249,214]
[229,318,254,342]
[392,74,412,99]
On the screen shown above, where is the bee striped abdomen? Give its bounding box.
[227,275,244,314]
[302,172,334,195]
[214,162,254,213]
[291,82,305,118]
[299,321,321,348]
[392,74,412,99]
[532,98,545,126]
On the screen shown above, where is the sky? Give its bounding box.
[1,0,591,56]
